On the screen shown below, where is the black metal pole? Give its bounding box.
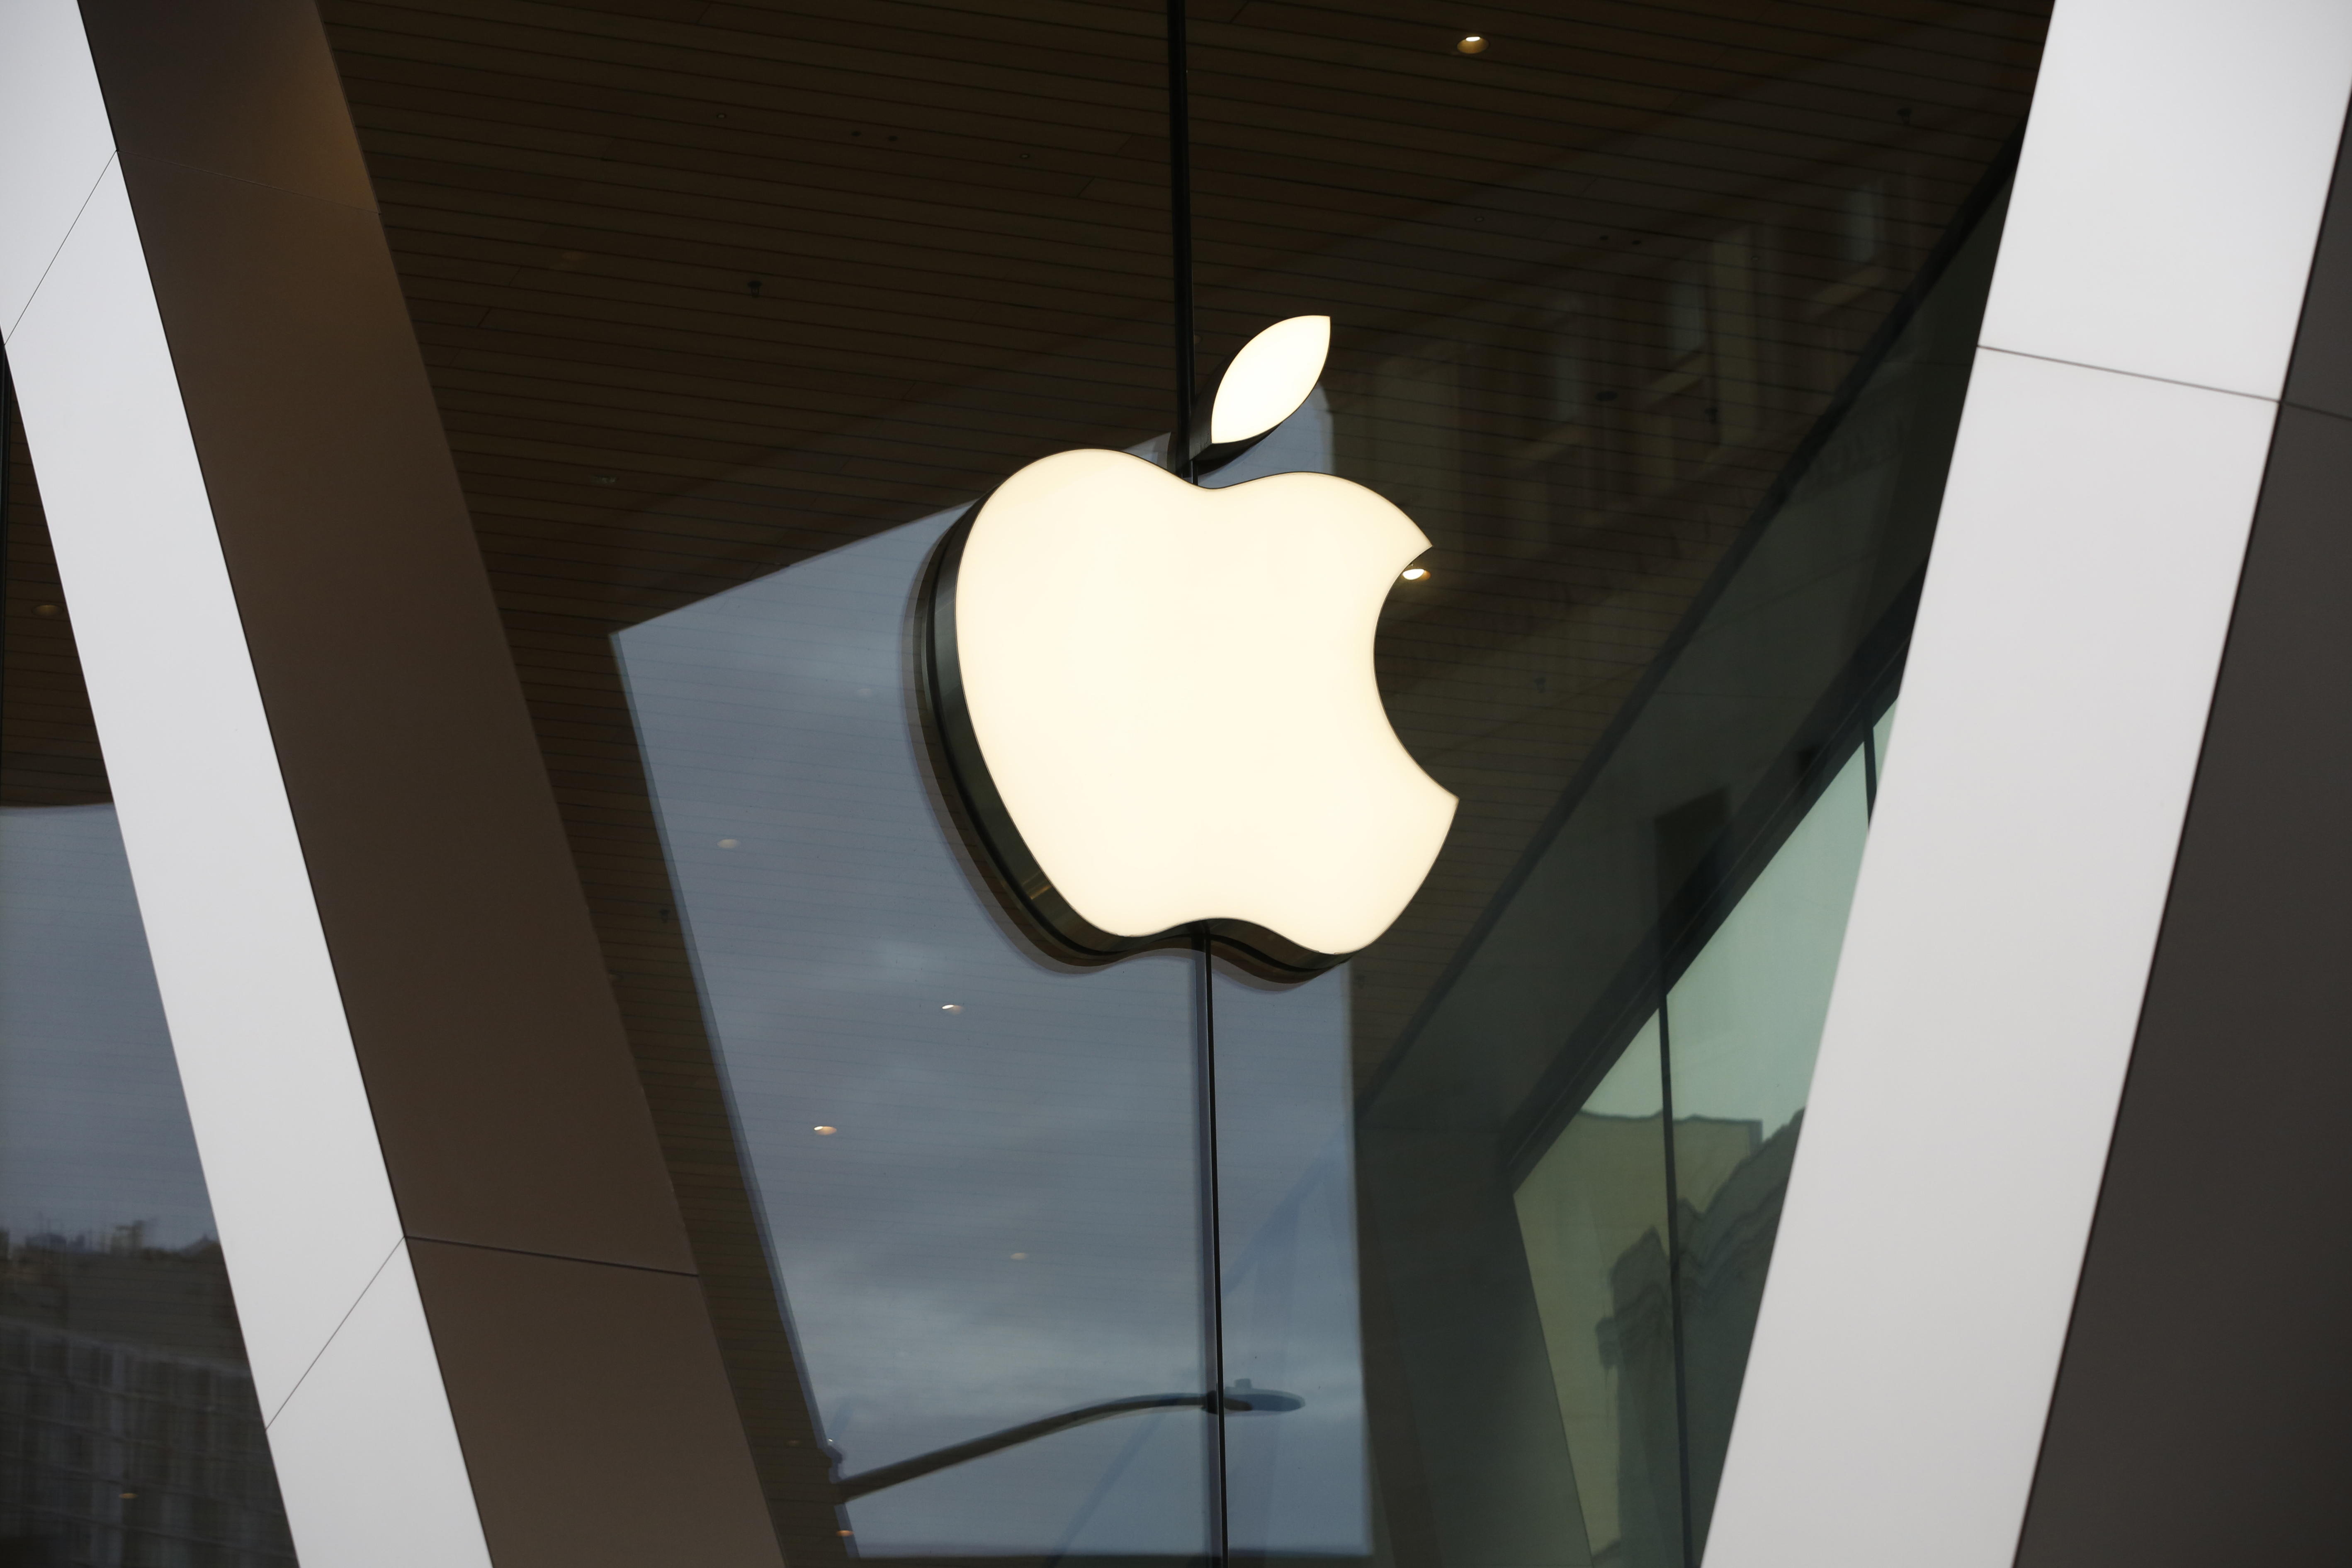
[1168,6,1224,1558]
[829,1380,1300,1504]
[832,1393,1210,1502]
[1168,0,1196,482]
[1194,930,1229,1566]
[1657,1002,1698,1568]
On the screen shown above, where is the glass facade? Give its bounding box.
[306,2,2048,1561]
[617,532,1208,1554]
[0,397,295,1564]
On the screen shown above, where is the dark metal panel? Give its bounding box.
[111,143,692,1274]
[409,1240,787,1568]
[2286,122,2352,421]
[79,0,377,211]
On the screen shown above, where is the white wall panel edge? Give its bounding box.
[1703,349,2280,1568]
[0,6,491,1558]
[0,0,118,338]
[7,158,410,1417]
[265,1241,496,1568]
[1704,5,2352,1558]
[1978,0,2352,398]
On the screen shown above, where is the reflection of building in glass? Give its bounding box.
[1601,1226,1676,1568]
[1591,1114,1804,1568]
[1555,1111,1800,1568]
[1,0,2343,1560]
[0,1235,292,1568]
[0,440,296,1566]
[1678,1113,1803,1548]
[1516,736,1876,1566]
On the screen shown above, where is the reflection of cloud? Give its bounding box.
[0,805,216,1252]
[1213,966,1369,1556]
[619,397,1368,1556]
[624,516,1206,1554]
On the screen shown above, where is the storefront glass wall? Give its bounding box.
[314,2,2045,1561]
[0,402,296,1566]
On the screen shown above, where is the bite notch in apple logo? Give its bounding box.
[919,316,1458,973]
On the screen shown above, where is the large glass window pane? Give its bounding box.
[0,392,296,1565]
[1513,1017,1674,1568]
[322,4,1207,1558]
[1209,965,1366,1560]
[617,512,1208,1556]
[1664,747,1871,1551]
[319,3,2048,1561]
[1185,6,2041,1562]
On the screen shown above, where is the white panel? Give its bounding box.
[5,168,412,1422]
[0,0,117,337]
[0,5,491,1554]
[1980,0,2352,398]
[268,1243,495,1568]
[1703,350,2276,1568]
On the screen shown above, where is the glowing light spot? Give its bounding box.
[1457,34,1488,53]
[941,1003,964,1012]
[813,1125,838,1135]
[1402,567,1429,581]
[953,446,1455,955]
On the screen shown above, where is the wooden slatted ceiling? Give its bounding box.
[321,0,2042,1539]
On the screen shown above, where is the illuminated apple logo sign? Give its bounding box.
[920,316,1457,972]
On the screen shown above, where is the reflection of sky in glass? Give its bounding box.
[1202,389,1371,1556]
[1213,965,1369,1556]
[620,391,1368,1554]
[620,515,1208,1556]
[0,804,215,1251]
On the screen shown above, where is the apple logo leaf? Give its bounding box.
[918,316,1457,975]
[1193,315,1330,476]
[1212,316,1329,444]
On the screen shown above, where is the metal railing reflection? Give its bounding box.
[831,1383,1301,1501]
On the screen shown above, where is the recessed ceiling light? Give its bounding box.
[813,1125,838,1135]
[1402,567,1429,581]
[1457,35,1488,54]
